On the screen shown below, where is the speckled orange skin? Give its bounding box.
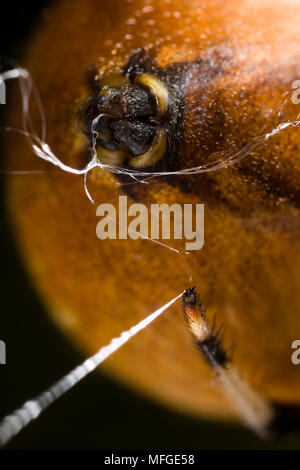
[6,0,300,421]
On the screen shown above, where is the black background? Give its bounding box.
[0,0,299,450]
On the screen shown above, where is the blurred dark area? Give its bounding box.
[0,0,299,450]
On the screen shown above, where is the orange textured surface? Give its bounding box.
[6,0,300,421]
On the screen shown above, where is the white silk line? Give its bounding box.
[2,66,299,184]
[0,291,183,447]
[106,213,185,255]
[0,68,29,81]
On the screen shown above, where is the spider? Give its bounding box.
[1,0,300,449]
